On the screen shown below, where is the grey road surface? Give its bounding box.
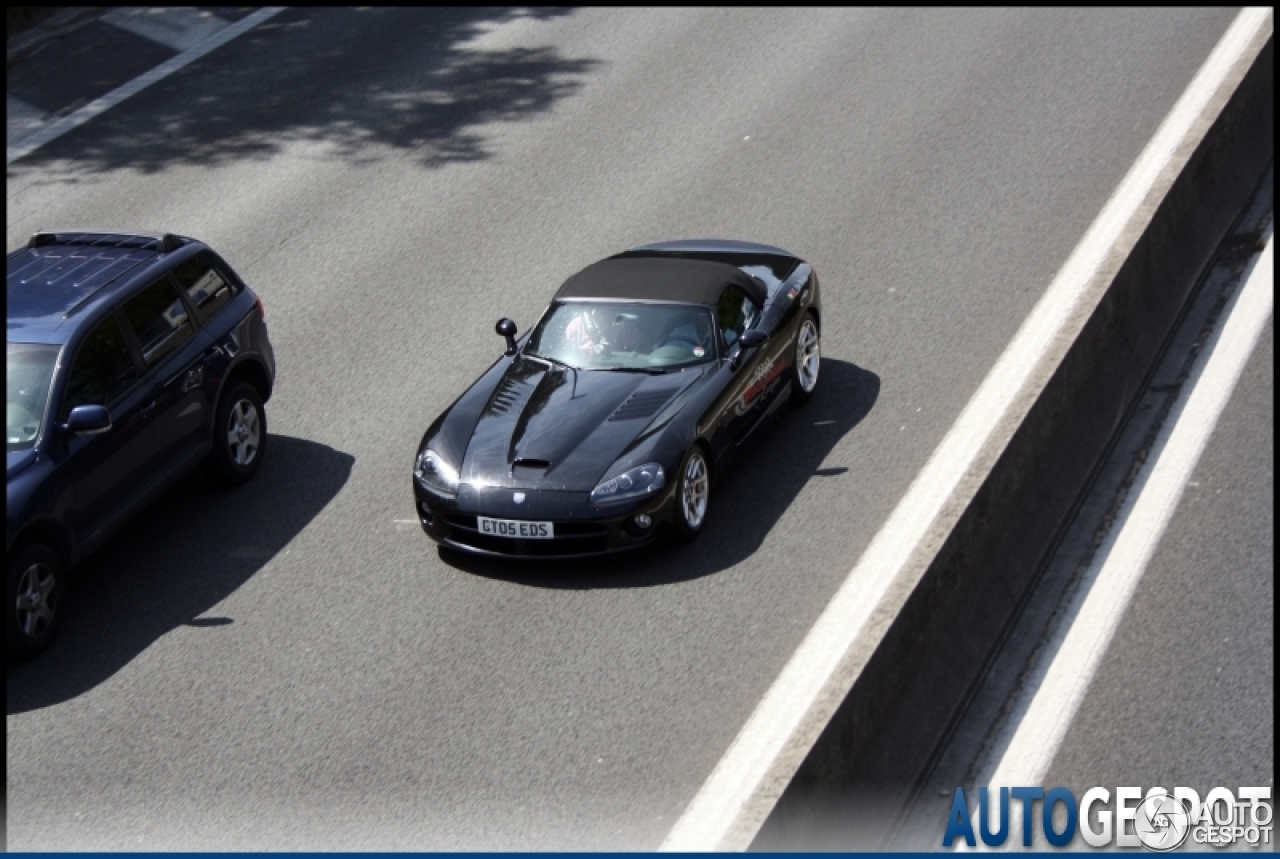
[6,7,1241,849]
[1045,321,1273,817]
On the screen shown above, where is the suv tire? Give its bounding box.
[207,381,267,486]
[8,542,65,659]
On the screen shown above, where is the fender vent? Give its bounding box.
[608,387,680,422]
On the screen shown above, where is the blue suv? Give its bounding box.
[7,231,276,658]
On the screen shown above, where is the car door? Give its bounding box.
[60,310,167,553]
[711,286,784,447]
[117,274,210,478]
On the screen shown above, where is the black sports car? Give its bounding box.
[412,239,821,557]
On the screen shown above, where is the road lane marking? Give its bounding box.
[660,7,1273,851]
[6,7,286,166]
[103,8,234,53]
[966,232,1272,846]
[6,95,45,138]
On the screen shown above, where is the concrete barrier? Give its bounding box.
[754,32,1273,851]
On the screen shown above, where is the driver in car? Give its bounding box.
[565,306,609,355]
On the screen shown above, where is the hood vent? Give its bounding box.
[608,387,680,422]
[487,376,526,416]
[512,458,551,480]
[512,458,551,470]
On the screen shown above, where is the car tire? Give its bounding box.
[207,381,267,486]
[7,542,65,660]
[674,445,711,541]
[790,312,821,406]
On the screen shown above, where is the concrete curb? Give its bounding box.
[756,28,1273,851]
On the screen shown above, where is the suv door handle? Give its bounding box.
[139,400,158,420]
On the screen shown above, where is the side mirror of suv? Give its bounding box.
[62,404,112,435]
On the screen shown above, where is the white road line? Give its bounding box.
[966,233,1273,847]
[6,7,286,166]
[6,95,46,138]
[103,7,234,54]
[659,7,1273,852]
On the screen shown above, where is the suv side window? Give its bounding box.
[64,315,139,414]
[171,254,234,321]
[715,286,759,349]
[121,277,194,368]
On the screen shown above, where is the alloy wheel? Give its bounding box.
[227,398,261,467]
[796,317,820,393]
[15,561,58,640]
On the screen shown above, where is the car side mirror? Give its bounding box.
[496,318,518,356]
[730,329,768,369]
[62,404,112,435]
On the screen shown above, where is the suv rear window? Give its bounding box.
[122,278,193,367]
[171,255,234,321]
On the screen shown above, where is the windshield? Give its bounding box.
[524,301,717,371]
[7,343,60,450]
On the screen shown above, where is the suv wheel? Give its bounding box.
[207,381,267,485]
[8,543,65,659]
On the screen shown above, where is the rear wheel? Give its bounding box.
[8,543,65,660]
[206,381,267,485]
[790,312,820,406]
[674,445,711,541]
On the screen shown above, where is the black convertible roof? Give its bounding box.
[554,257,766,307]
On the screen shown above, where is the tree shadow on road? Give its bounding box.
[6,435,354,714]
[7,7,596,178]
[441,358,880,588]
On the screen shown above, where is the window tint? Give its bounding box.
[715,287,759,348]
[64,316,139,413]
[171,255,233,320]
[122,277,193,367]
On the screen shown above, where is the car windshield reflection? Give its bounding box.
[7,343,60,450]
[524,301,717,371]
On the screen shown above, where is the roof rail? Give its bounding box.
[27,230,185,253]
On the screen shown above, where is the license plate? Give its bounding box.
[477,516,555,540]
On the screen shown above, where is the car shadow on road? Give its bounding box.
[441,357,879,588]
[5,435,353,714]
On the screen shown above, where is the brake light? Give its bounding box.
[254,296,265,320]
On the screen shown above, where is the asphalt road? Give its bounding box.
[5,7,1243,849]
[1045,319,1273,820]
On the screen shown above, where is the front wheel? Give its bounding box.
[674,445,711,541]
[8,543,65,660]
[790,312,820,406]
[206,381,267,486]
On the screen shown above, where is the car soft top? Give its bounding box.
[554,257,766,307]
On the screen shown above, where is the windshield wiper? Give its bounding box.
[526,353,579,371]
[601,366,670,374]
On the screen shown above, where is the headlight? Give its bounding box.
[415,448,460,496]
[590,462,665,504]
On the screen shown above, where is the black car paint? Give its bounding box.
[414,242,820,557]
[6,243,275,570]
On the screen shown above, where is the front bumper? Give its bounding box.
[413,480,678,558]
